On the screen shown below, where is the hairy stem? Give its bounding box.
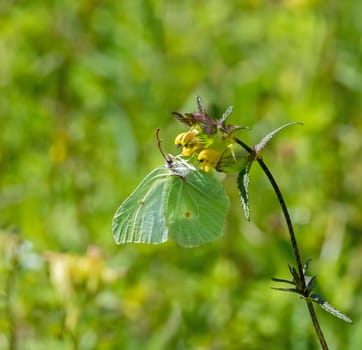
[233,137,328,350]
[307,300,329,350]
[257,158,328,350]
[256,158,305,283]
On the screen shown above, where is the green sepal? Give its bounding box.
[216,143,249,174]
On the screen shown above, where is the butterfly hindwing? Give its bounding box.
[164,171,229,247]
[112,167,169,244]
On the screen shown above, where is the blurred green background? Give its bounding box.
[1,0,361,349]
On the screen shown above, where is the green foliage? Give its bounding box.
[1,0,361,349]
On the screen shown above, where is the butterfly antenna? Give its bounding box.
[156,128,167,160]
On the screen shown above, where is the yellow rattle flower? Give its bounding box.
[175,130,200,156]
[175,129,215,157]
[197,148,221,172]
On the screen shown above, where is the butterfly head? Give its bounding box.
[165,154,196,179]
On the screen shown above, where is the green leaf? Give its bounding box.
[254,122,303,154]
[196,95,207,115]
[237,160,253,221]
[310,293,353,324]
[165,170,229,247]
[220,105,234,125]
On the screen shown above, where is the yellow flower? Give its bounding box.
[198,148,221,172]
[175,129,216,157]
[175,131,199,156]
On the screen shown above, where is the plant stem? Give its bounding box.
[233,137,328,350]
[257,158,328,350]
[6,262,18,350]
[256,158,305,283]
[307,300,329,350]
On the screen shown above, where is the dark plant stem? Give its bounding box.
[307,300,329,350]
[234,137,328,350]
[257,157,328,350]
[256,158,305,283]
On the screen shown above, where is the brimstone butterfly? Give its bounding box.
[112,141,229,247]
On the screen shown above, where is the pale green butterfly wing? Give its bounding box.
[113,155,229,247]
[112,167,169,244]
[164,170,229,247]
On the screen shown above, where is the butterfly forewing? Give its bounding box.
[112,167,169,244]
[164,171,229,247]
